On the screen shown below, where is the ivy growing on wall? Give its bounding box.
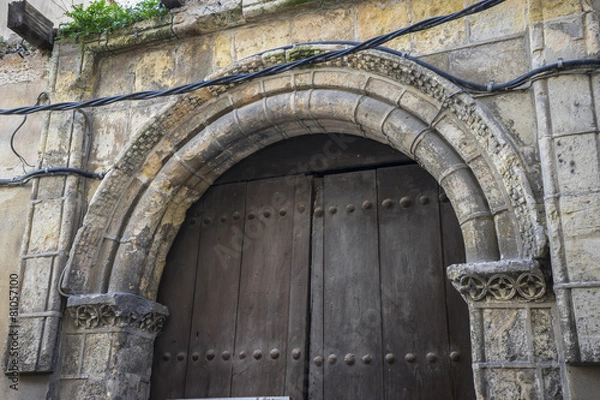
[58,0,168,39]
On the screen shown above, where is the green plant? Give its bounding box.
[58,0,168,39]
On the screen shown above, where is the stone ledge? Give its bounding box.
[66,292,169,335]
[448,259,548,302]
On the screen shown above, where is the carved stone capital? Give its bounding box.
[447,260,548,302]
[66,292,169,335]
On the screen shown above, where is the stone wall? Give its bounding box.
[1,0,599,398]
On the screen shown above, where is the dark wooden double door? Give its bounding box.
[151,164,474,399]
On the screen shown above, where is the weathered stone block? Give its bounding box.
[572,288,600,362]
[172,0,244,37]
[293,8,354,43]
[531,308,558,362]
[134,48,177,92]
[28,199,63,253]
[95,52,137,98]
[412,19,466,55]
[467,0,526,43]
[544,15,587,62]
[20,257,52,313]
[479,92,537,148]
[357,1,410,50]
[560,193,600,281]
[215,33,234,69]
[243,0,318,20]
[88,108,131,171]
[547,75,595,136]
[553,133,600,195]
[234,21,292,60]
[483,368,537,399]
[82,334,111,376]
[483,309,528,362]
[542,369,563,400]
[61,334,83,377]
[449,38,528,85]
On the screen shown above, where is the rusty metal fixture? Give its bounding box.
[191,352,199,361]
[382,198,394,209]
[220,215,227,223]
[450,351,460,361]
[346,204,355,213]
[270,348,280,359]
[248,213,255,220]
[362,200,373,210]
[203,217,212,225]
[314,207,324,217]
[263,210,271,218]
[222,351,231,360]
[313,356,324,366]
[327,354,337,365]
[399,197,412,208]
[232,212,241,220]
[205,350,215,361]
[291,348,302,360]
[419,195,430,205]
[426,352,438,362]
[439,193,449,203]
[297,203,306,213]
[279,209,287,217]
[344,353,355,365]
[362,354,373,364]
[385,353,395,364]
[329,206,337,215]
[239,351,247,359]
[177,352,186,361]
[253,350,263,360]
[404,353,416,362]
[162,352,171,361]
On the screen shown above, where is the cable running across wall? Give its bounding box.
[1,0,510,116]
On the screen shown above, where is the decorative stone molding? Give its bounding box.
[206,44,546,260]
[66,292,169,335]
[448,259,549,302]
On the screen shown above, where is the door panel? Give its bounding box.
[231,176,312,397]
[151,162,474,400]
[321,170,384,399]
[377,166,453,399]
[184,182,247,397]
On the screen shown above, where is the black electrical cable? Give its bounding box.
[9,92,50,171]
[0,0,508,116]
[0,167,106,186]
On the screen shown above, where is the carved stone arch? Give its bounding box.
[64,43,546,300]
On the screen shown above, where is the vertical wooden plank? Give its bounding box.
[184,182,247,398]
[440,188,476,399]
[285,175,313,399]
[322,170,384,399]
[231,176,298,397]
[150,201,203,400]
[377,165,452,400]
[309,178,324,400]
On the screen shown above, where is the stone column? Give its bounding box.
[448,260,563,399]
[56,293,168,399]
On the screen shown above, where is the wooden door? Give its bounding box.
[308,165,474,399]
[152,175,312,400]
[151,153,474,399]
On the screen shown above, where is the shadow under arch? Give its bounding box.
[64,43,546,300]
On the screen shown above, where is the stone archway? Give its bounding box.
[57,44,547,399]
